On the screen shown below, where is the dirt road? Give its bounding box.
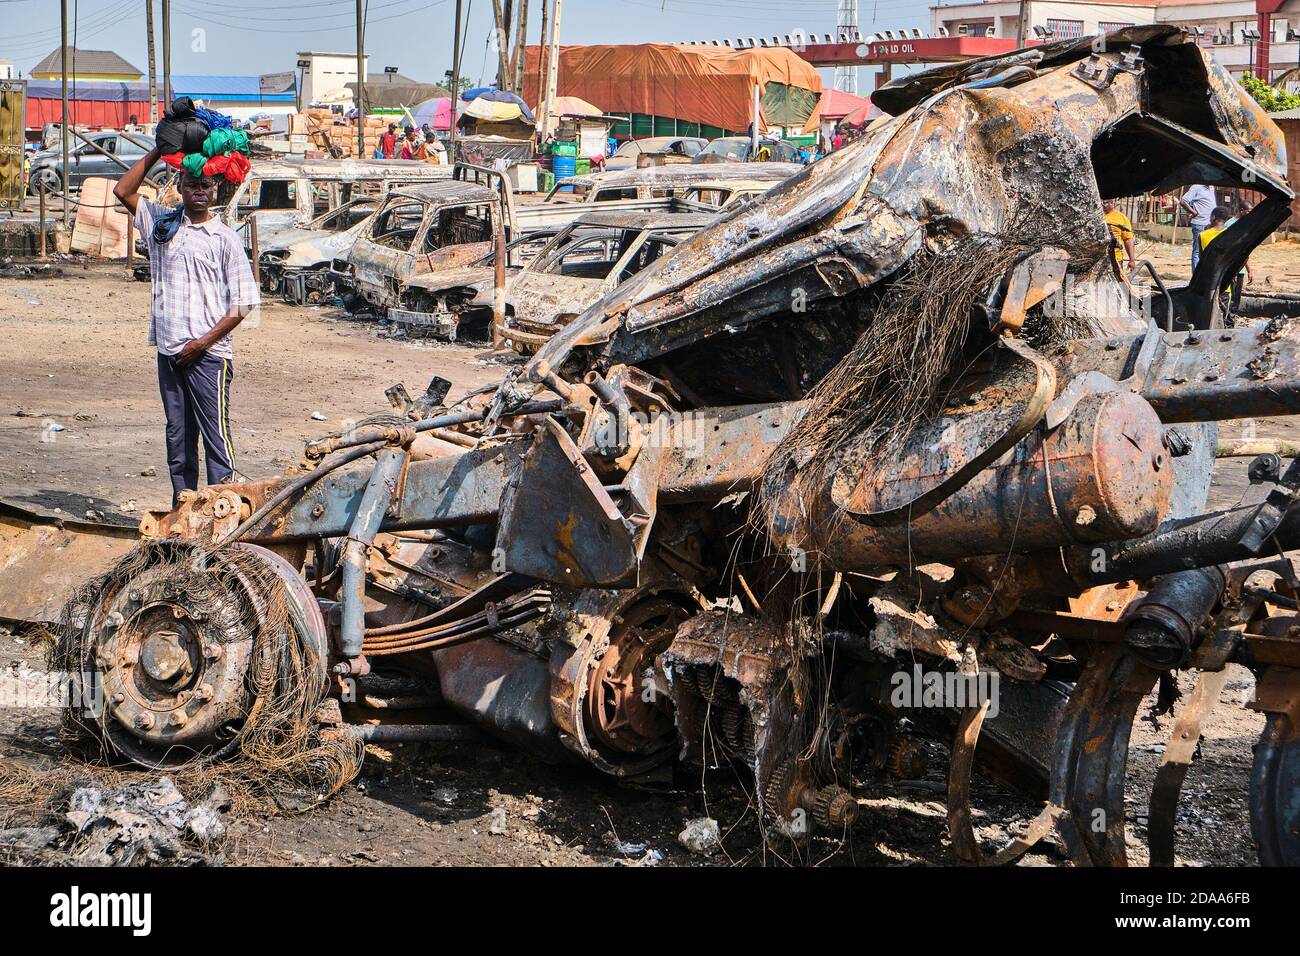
[0,242,1296,866]
[0,263,501,514]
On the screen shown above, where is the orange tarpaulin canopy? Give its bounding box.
[523,43,821,134]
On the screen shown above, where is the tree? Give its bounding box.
[441,71,475,94]
[1240,72,1300,113]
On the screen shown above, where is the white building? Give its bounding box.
[930,0,1300,80]
[297,51,371,108]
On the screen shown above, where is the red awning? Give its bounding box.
[817,88,874,121]
[840,102,884,128]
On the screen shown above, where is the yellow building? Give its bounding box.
[30,47,143,82]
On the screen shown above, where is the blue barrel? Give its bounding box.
[552,154,576,190]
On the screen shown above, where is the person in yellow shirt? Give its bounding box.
[1200,206,1254,281]
[1103,199,1136,274]
[1198,206,1230,250]
[1199,205,1253,312]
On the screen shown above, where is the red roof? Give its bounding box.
[818,88,875,121]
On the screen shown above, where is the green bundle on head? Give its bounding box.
[180,152,208,178]
[202,128,250,158]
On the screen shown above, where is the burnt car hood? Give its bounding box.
[238,210,305,245]
[508,273,606,328]
[262,225,366,267]
[404,264,503,301]
[511,26,1291,390]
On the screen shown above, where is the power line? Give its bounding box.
[202,0,370,9]
[181,0,430,22]
[0,0,139,59]
[173,0,447,33]
[618,0,921,17]
[0,0,136,46]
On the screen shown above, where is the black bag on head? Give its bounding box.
[167,96,195,120]
[155,97,209,156]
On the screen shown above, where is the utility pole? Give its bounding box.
[145,0,158,122]
[491,0,512,91]
[162,0,172,105]
[356,0,365,156]
[1016,0,1029,46]
[541,0,562,139]
[60,0,69,224]
[535,0,549,120]
[512,0,529,96]
[449,0,464,162]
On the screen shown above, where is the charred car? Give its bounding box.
[255,196,381,305]
[350,164,717,336]
[386,230,561,340]
[17,27,1300,867]
[221,157,449,254]
[544,161,800,203]
[498,210,715,352]
[341,168,515,318]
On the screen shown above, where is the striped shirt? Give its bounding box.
[135,199,259,360]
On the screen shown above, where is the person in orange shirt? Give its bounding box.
[1103,199,1136,274]
[398,127,420,160]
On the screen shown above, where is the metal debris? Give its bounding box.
[0,778,228,866]
[11,27,1300,869]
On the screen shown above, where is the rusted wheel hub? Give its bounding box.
[583,598,688,760]
[79,543,325,768]
[139,626,195,685]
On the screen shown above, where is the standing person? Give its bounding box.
[112,146,260,507]
[1227,195,1256,291]
[1179,183,1215,269]
[1103,198,1136,274]
[379,123,398,158]
[399,126,420,160]
[1200,205,1253,312]
[428,135,447,164]
[831,130,844,151]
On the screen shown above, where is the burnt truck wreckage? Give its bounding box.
[21,26,1300,865]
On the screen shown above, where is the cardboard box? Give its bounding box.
[507,162,539,192]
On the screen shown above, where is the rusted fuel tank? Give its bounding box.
[769,389,1171,570]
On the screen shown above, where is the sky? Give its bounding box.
[0,0,932,87]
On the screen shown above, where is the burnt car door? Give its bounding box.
[416,200,498,275]
[352,196,429,308]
